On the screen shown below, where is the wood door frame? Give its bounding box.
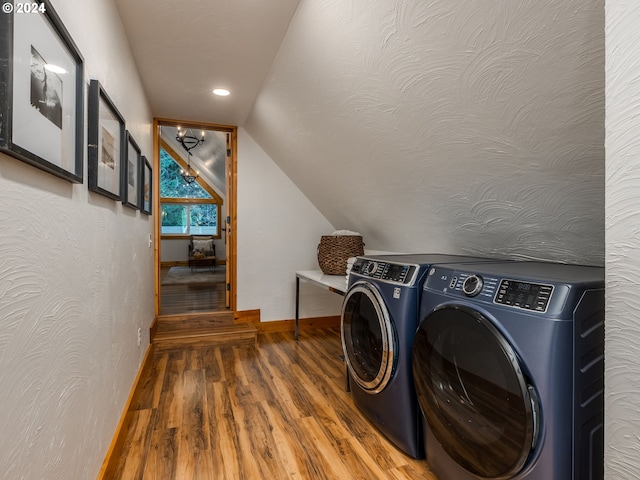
[153,118,237,315]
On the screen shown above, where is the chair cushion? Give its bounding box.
[192,238,214,255]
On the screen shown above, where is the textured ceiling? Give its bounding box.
[113,0,301,125]
[244,0,605,265]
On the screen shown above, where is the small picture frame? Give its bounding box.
[88,79,125,200]
[122,130,141,210]
[140,156,152,215]
[0,0,84,183]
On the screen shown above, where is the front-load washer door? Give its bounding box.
[341,281,396,394]
[412,304,540,479]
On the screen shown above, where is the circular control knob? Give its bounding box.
[365,261,378,275]
[462,275,483,297]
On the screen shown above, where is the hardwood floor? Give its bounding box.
[108,328,437,479]
[160,266,227,315]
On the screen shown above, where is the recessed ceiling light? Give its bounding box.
[213,88,230,96]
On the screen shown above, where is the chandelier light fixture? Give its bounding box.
[180,156,198,184]
[176,127,205,184]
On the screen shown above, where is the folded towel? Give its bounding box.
[332,230,361,236]
[345,257,357,289]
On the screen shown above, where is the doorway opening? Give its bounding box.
[153,118,237,317]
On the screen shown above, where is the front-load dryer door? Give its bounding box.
[412,304,540,479]
[341,281,396,394]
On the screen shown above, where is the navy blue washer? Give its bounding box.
[341,254,494,459]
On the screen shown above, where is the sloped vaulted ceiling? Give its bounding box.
[114,0,301,125]
[244,0,605,265]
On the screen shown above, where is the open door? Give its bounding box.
[224,131,237,311]
[154,118,237,316]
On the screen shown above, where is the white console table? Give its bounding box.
[295,270,347,341]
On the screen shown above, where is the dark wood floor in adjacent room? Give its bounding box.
[159,266,227,315]
[108,328,437,479]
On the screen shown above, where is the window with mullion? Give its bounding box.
[161,202,218,236]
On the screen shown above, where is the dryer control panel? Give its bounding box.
[494,279,554,313]
[351,259,418,285]
[427,267,555,313]
[425,262,604,318]
[446,271,500,302]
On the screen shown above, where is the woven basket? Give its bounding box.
[317,235,364,275]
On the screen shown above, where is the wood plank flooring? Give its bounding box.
[108,328,438,479]
[159,266,227,315]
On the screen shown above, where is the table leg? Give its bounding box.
[295,276,300,341]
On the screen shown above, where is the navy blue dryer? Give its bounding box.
[412,261,604,480]
[341,254,492,459]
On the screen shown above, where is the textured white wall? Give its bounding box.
[245,0,605,266]
[605,1,640,478]
[0,1,153,478]
[237,129,343,321]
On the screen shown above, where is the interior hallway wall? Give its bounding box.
[0,1,153,478]
[236,128,343,321]
[605,1,640,478]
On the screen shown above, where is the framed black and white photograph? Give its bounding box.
[0,0,84,183]
[88,79,125,200]
[140,156,152,215]
[122,131,141,210]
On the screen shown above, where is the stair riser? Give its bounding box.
[156,319,232,334]
[155,313,235,333]
[153,333,256,352]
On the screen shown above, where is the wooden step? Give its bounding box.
[155,311,235,335]
[152,322,258,352]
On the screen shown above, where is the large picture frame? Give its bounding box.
[88,79,125,200]
[0,0,84,183]
[140,156,152,215]
[122,130,141,210]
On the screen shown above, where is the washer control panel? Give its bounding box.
[351,259,417,285]
[494,279,554,313]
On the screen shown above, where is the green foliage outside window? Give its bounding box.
[161,204,186,232]
[160,149,212,199]
[161,203,217,234]
[160,148,218,235]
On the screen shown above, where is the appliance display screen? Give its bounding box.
[380,263,414,284]
[387,264,403,280]
[494,279,554,312]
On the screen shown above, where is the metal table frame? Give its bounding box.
[294,270,346,341]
